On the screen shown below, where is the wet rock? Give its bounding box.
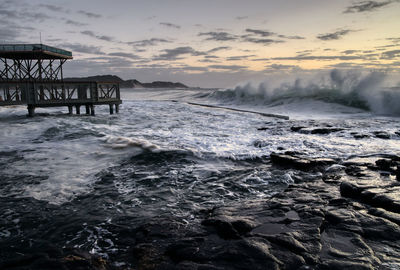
[340,181,362,199]
[290,126,305,132]
[344,165,370,177]
[257,127,269,131]
[368,207,400,226]
[397,166,400,181]
[310,128,344,134]
[270,152,312,170]
[201,218,254,239]
[373,131,391,139]
[102,153,400,269]
[166,238,204,263]
[318,260,374,270]
[291,127,345,134]
[253,139,269,148]
[212,239,281,270]
[264,233,307,254]
[375,158,395,171]
[352,133,370,139]
[201,218,241,239]
[0,250,110,270]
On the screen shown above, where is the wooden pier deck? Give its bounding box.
[0,44,122,116]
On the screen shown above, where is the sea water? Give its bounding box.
[0,74,399,262]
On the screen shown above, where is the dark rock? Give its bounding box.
[213,239,280,270]
[373,131,391,139]
[375,158,394,171]
[340,182,362,199]
[291,126,305,132]
[310,128,344,134]
[368,207,400,225]
[344,165,369,177]
[352,133,370,139]
[264,233,307,253]
[270,152,312,171]
[318,260,374,270]
[253,139,268,148]
[201,218,240,239]
[397,166,400,181]
[231,220,254,235]
[166,239,203,263]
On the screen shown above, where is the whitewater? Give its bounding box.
[0,71,400,266]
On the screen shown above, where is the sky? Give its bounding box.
[0,0,399,87]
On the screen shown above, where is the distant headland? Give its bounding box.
[64,75,188,89]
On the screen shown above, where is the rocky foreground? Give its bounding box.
[2,148,399,270]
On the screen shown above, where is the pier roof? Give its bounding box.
[0,44,73,60]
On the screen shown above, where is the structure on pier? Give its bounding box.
[0,44,121,116]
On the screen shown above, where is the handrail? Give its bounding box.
[0,44,72,57]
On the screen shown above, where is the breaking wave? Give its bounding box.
[210,70,400,115]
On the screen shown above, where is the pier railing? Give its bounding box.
[0,81,120,106]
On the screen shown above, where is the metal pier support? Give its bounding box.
[85,105,90,115]
[90,104,95,116]
[75,105,80,115]
[109,104,114,115]
[27,105,35,117]
[115,104,119,114]
[68,106,73,115]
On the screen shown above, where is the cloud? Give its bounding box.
[342,50,360,54]
[245,29,275,37]
[271,55,367,61]
[265,64,301,71]
[277,34,305,40]
[207,46,231,53]
[317,29,354,40]
[387,37,400,43]
[381,50,400,59]
[226,55,256,61]
[128,38,171,47]
[39,4,67,13]
[81,30,115,42]
[246,28,305,40]
[199,59,219,63]
[208,64,246,71]
[160,22,181,29]
[108,52,141,59]
[155,46,206,60]
[235,16,248,20]
[244,37,284,45]
[344,0,394,13]
[0,28,20,41]
[65,19,87,26]
[78,10,102,18]
[62,43,105,55]
[198,31,238,41]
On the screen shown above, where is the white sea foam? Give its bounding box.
[1,81,399,205]
[209,70,400,116]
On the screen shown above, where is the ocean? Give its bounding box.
[1,72,400,267]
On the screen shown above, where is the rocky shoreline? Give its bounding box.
[2,149,399,269]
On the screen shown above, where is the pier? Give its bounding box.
[0,44,121,116]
